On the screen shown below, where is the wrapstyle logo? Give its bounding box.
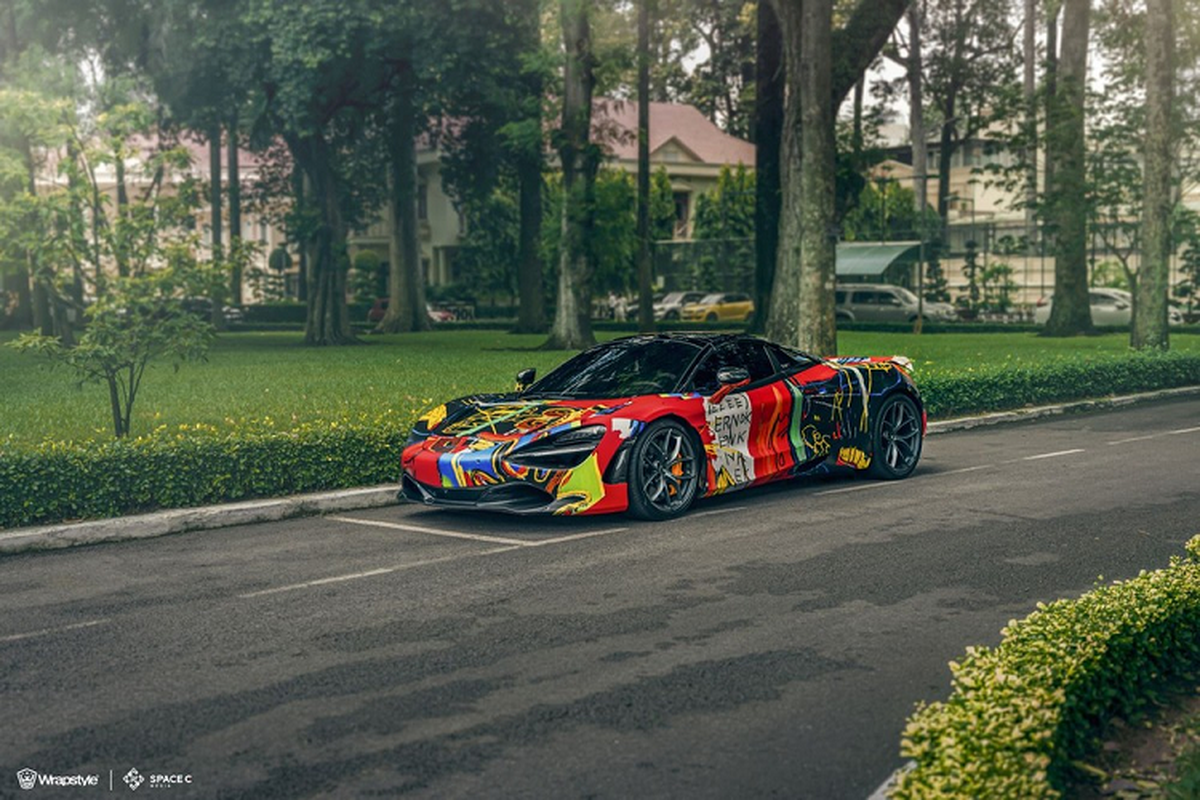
[16,768,37,791]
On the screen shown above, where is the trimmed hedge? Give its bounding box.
[919,350,1200,419]
[0,419,409,529]
[1,350,1198,528]
[893,536,1200,799]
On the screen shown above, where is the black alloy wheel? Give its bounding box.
[627,420,701,520]
[868,394,923,480]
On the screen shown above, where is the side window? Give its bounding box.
[880,291,902,306]
[835,290,846,304]
[688,340,775,394]
[768,343,814,373]
[852,291,875,305]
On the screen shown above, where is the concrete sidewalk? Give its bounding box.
[3,384,1197,557]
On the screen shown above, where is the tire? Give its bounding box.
[867,393,923,480]
[626,419,702,520]
[665,310,679,320]
[705,312,718,323]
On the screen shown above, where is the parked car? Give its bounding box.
[1033,287,1184,326]
[679,292,755,323]
[654,291,708,321]
[835,284,957,324]
[401,333,924,520]
[368,298,454,323]
[180,297,245,324]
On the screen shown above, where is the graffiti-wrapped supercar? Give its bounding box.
[400,333,925,520]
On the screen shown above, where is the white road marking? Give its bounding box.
[239,547,519,598]
[815,482,892,496]
[241,520,634,597]
[690,505,749,519]
[1108,433,1159,445]
[0,618,111,644]
[526,527,629,547]
[1108,426,1200,445]
[329,516,530,546]
[940,464,994,475]
[1023,448,1085,461]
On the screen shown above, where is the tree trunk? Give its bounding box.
[767,0,836,356]
[514,0,547,334]
[293,166,308,302]
[208,126,225,331]
[1133,0,1173,350]
[379,64,430,334]
[936,100,955,229]
[635,0,655,333]
[764,0,908,345]
[753,0,783,335]
[909,0,928,332]
[228,112,243,306]
[1043,0,1092,336]
[545,0,597,350]
[296,137,354,346]
[1043,2,1059,195]
[1023,0,1037,237]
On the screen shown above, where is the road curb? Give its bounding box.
[0,485,398,556]
[926,384,1200,435]
[2,384,1197,557]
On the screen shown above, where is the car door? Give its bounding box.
[851,290,879,322]
[772,345,847,473]
[687,339,781,492]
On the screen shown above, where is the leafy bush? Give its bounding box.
[0,417,408,529]
[918,350,1200,418]
[893,537,1200,799]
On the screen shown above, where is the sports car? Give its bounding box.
[400,333,924,520]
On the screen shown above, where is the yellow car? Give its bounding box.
[679,292,755,323]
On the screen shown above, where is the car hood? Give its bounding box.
[414,394,632,440]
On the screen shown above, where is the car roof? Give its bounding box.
[607,332,759,348]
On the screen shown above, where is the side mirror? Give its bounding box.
[717,366,750,385]
[516,368,537,392]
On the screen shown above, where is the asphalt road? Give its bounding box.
[3,397,1200,799]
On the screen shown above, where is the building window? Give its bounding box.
[418,183,428,221]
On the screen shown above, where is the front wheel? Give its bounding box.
[705,312,718,323]
[627,420,702,520]
[868,393,923,480]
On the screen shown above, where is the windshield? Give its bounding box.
[698,293,723,304]
[893,287,919,304]
[527,339,705,398]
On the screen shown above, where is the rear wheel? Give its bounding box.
[627,420,702,520]
[868,394,923,480]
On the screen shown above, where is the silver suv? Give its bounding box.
[835,284,958,323]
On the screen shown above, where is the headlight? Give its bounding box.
[507,424,606,469]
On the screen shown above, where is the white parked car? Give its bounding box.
[1033,287,1183,327]
[835,284,958,323]
[653,291,708,321]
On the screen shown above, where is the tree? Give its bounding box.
[1132,0,1174,350]
[1042,0,1093,336]
[546,0,600,350]
[11,270,212,438]
[245,0,390,346]
[636,0,655,332]
[764,0,909,353]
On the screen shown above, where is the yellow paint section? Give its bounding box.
[419,404,447,429]
[837,447,872,469]
[553,453,606,515]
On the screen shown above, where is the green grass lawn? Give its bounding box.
[2,328,1198,446]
